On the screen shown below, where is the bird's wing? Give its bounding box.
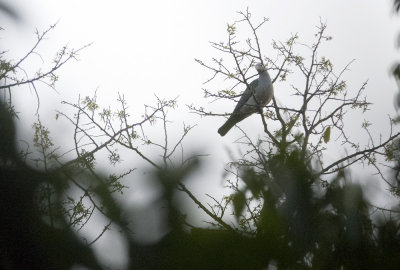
[232,79,259,113]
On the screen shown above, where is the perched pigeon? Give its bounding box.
[218,63,274,136]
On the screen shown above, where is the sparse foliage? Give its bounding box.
[193,9,400,221]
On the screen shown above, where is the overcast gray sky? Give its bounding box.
[2,0,400,268]
[3,1,397,131]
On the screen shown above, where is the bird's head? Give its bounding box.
[255,63,267,73]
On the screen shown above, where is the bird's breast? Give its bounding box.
[256,83,274,106]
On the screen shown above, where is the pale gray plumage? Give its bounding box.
[218,63,274,136]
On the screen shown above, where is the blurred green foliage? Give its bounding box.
[2,100,400,269]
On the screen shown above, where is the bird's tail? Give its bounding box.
[218,119,235,136]
[218,113,248,136]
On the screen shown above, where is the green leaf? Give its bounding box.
[323,126,331,143]
[232,191,246,219]
[242,169,262,199]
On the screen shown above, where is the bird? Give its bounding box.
[218,63,274,136]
